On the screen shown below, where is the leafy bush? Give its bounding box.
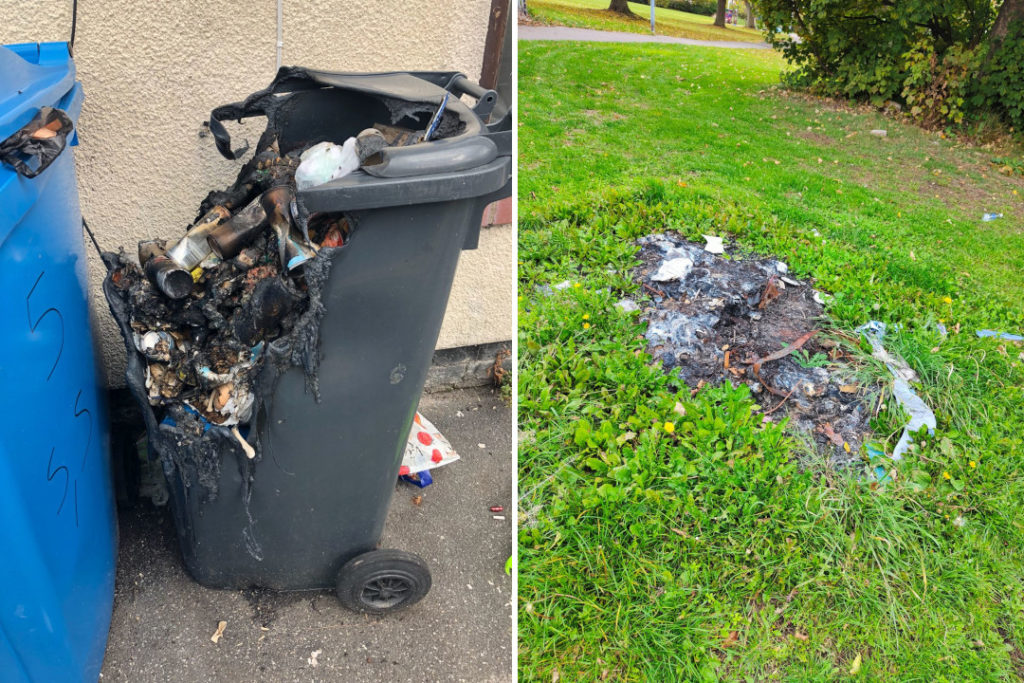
[757,0,1024,131]
[902,39,983,128]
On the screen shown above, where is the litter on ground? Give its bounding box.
[628,233,875,466]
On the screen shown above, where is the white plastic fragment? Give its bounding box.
[856,321,935,460]
[231,426,256,459]
[615,298,640,312]
[702,234,725,254]
[651,257,693,282]
[813,291,831,305]
[294,138,359,190]
[134,330,176,361]
[870,129,887,137]
[889,376,936,459]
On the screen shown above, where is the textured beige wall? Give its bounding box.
[0,0,514,387]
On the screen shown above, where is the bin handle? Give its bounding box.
[443,74,498,120]
[0,107,73,179]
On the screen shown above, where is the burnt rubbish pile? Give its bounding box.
[631,233,873,466]
[103,121,445,490]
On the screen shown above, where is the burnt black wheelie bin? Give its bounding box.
[103,68,512,613]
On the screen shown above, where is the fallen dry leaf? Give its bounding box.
[211,620,227,643]
[849,653,862,675]
[839,384,858,394]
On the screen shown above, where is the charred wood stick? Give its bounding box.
[763,387,796,415]
[750,329,819,398]
[643,282,666,297]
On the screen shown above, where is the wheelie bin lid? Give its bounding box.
[0,43,77,141]
[206,66,512,214]
[1,42,82,248]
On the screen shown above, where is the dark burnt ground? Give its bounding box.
[631,233,873,467]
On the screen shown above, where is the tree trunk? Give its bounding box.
[989,0,1024,47]
[744,0,756,28]
[713,0,727,27]
[607,0,636,16]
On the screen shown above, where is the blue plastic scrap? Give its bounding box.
[423,92,450,142]
[976,329,1024,342]
[856,321,936,460]
[865,443,891,484]
[400,469,433,488]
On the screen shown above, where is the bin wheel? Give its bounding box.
[335,549,431,614]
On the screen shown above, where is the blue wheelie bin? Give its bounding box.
[0,42,117,681]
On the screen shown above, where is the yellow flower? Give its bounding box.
[943,471,952,480]
[969,460,977,469]
[582,314,590,320]
[573,282,582,289]
[518,295,524,302]
[663,422,675,433]
[942,296,952,304]
[582,322,591,329]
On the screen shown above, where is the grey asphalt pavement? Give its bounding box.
[518,24,770,48]
[100,386,513,683]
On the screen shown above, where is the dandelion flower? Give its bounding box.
[969,460,976,469]
[663,422,675,433]
[942,296,952,304]
[583,322,591,330]
[943,471,952,480]
[582,314,590,320]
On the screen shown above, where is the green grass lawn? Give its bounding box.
[525,0,765,43]
[518,41,1024,681]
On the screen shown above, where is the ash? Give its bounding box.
[631,233,873,466]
